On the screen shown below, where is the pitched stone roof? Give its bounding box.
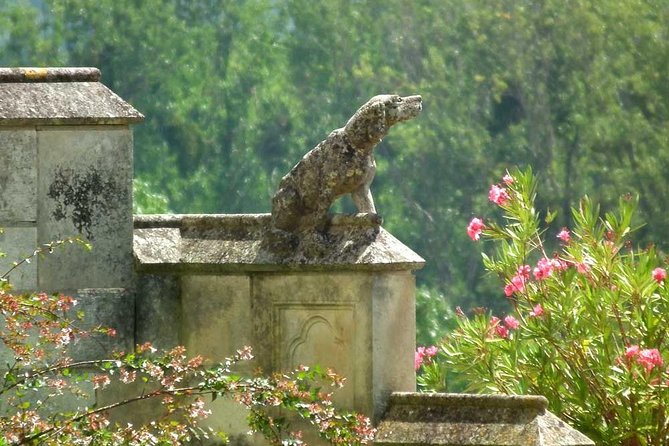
[0,67,143,125]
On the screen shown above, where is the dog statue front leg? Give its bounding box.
[352,186,376,214]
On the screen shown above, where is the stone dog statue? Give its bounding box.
[270,94,422,244]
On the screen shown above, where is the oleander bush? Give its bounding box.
[418,168,669,446]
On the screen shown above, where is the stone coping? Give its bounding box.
[0,67,143,125]
[388,392,549,411]
[375,392,595,445]
[133,213,425,272]
[0,67,101,83]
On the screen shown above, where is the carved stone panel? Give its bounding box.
[277,305,356,406]
[252,272,373,414]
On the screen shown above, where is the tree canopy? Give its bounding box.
[2,0,668,324]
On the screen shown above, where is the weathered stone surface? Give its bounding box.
[66,288,134,361]
[372,273,417,421]
[0,68,143,125]
[135,274,181,349]
[0,67,101,83]
[253,273,363,409]
[271,95,422,239]
[0,227,37,290]
[133,213,425,272]
[0,129,37,221]
[180,275,254,363]
[38,127,134,289]
[375,393,594,445]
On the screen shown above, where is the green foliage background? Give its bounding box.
[3,0,668,336]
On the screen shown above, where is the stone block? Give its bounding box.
[372,272,416,420]
[375,393,595,445]
[0,226,37,290]
[37,126,133,289]
[0,128,36,222]
[180,275,254,364]
[66,288,134,361]
[135,274,181,349]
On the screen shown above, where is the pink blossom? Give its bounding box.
[424,346,438,358]
[625,345,640,360]
[502,173,514,185]
[455,306,465,317]
[504,274,526,296]
[467,218,485,241]
[533,257,554,281]
[552,258,569,271]
[557,228,571,243]
[529,303,544,317]
[120,368,137,384]
[237,345,254,360]
[414,348,426,370]
[488,184,510,206]
[188,398,212,419]
[652,267,667,284]
[516,265,532,280]
[495,324,509,338]
[637,349,663,372]
[415,345,439,370]
[504,315,520,330]
[92,374,111,389]
[490,316,501,326]
[576,262,590,274]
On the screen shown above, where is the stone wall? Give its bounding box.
[133,214,423,431]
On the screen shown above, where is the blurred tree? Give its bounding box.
[2,0,668,327]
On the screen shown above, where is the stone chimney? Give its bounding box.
[0,67,143,358]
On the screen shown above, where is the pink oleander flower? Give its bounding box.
[637,348,664,373]
[504,315,520,330]
[467,217,485,241]
[533,257,554,281]
[424,346,438,357]
[488,184,510,206]
[516,264,532,280]
[552,258,569,271]
[625,345,640,361]
[504,274,526,297]
[557,228,571,243]
[502,173,514,185]
[455,306,465,317]
[414,348,425,370]
[576,262,590,274]
[652,267,667,283]
[529,303,544,317]
[495,324,509,338]
[415,345,438,370]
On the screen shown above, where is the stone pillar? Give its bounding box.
[0,67,143,358]
[134,213,424,441]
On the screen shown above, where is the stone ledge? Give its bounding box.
[133,213,425,272]
[375,392,594,446]
[0,67,101,83]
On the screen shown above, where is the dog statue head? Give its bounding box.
[344,94,422,151]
